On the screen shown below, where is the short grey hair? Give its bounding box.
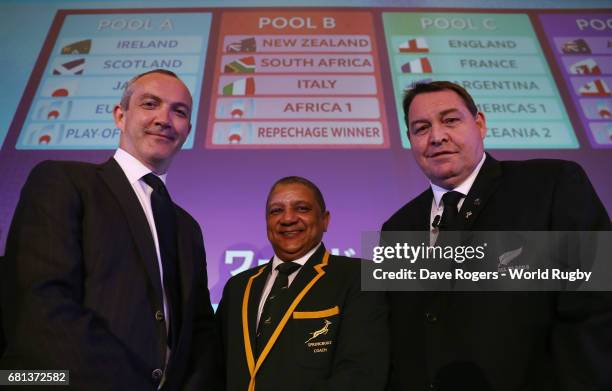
[119,69,181,110]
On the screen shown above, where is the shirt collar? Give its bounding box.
[271,242,322,270]
[113,148,168,185]
[431,153,486,208]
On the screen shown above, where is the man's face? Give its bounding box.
[407,90,486,189]
[266,183,330,262]
[114,72,192,173]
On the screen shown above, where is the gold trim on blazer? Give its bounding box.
[293,306,340,319]
[242,265,266,387]
[242,251,331,391]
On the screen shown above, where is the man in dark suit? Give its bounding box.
[382,81,611,390]
[1,69,217,390]
[217,176,388,391]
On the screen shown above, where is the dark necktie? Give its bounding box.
[143,173,181,349]
[436,191,465,284]
[256,261,301,355]
[439,191,464,231]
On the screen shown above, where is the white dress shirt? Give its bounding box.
[429,153,486,244]
[113,148,171,340]
[256,243,322,327]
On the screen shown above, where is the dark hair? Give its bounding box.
[402,81,478,132]
[266,176,326,213]
[119,69,181,110]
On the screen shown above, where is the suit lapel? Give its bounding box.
[405,189,434,245]
[175,214,194,306]
[249,263,271,348]
[175,212,195,350]
[241,246,330,390]
[286,245,327,299]
[255,245,328,362]
[241,261,272,375]
[97,159,163,305]
[414,189,434,230]
[460,154,502,230]
[240,263,268,385]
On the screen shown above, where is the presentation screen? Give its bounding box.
[1,7,610,304]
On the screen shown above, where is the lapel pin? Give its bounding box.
[465,211,473,219]
[473,198,481,206]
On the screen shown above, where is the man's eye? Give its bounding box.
[412,124,429,134]
[269,208,282,215]
[175,109,189,118]
[141,101,157,109]
[297,206,311,212]
[444,117,460,125]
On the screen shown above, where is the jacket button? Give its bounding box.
[152,368,163,381]
[425,312,438,323]
[155,310,164,321]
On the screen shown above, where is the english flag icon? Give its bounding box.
[399,38,429,53]
[569,58,601,75]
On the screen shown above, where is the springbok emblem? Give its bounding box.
[305,319,332,343]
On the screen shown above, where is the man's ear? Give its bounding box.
[113,104,125,130]
[475,111,487,139]
[322,210,330,232]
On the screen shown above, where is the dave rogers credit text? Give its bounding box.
[372,243,486,264]
[372,268,592,282]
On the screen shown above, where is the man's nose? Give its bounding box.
[280,209,298,224]
[154,107,171,128]
[429,122,448,145]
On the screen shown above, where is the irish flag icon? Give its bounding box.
[401,57,433,73]
[399,38,429,53]
[222,77,256,96]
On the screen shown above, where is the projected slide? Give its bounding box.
[207,11,390,148]
[539,13,612,149]
[15,11,211,150]
[383,12,579,149]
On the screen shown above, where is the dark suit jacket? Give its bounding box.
[0,159,217,390]
[216,244,389,391]
[382,154,612,391]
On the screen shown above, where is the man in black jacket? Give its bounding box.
[382,81,611,391]
[1,70,218,390]
[218,176,389,391]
